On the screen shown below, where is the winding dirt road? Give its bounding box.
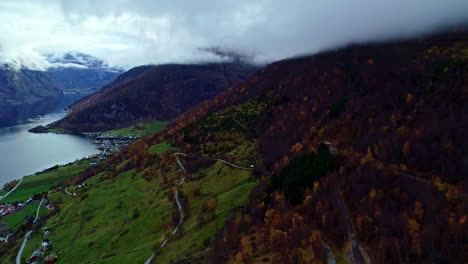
[335,187,371,264]
[0,179,24,202]
[144,153,253,263]
[16,198,45,264]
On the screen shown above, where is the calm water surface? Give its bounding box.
[0,96,99,186]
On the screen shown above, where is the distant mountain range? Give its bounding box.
[0,52,123,104]
[0,65,62,104]
[53,62,258,132]
[43,52,123,94]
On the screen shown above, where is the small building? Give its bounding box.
[43,227,51,235]
[41,239,52,251]
[29,250,44,263]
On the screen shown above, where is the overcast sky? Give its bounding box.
[1,0,467,69]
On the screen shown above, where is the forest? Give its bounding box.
[2,29,466,264]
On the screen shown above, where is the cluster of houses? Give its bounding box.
[0,199,55,243]
[0,199,29,216]
[28,228,59,264]
[0,196,55,217]
[90,133,141,159]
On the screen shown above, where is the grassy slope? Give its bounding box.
[158,162,256,263]
[5,169,170,264]
[104,120,169,136]
[3,88,263,263]
[0,162,94,262]
[10,146,257,263]
[147,142,174,154]
[1,202,47,231]
[0,163,91,204]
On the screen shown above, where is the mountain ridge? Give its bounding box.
[43,52,123,94]
[0,65,62,104]
[1,29,466,264]
[53,62,258,132]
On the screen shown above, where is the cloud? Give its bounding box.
[0,0,467,69]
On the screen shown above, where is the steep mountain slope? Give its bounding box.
[1,30,466,264]
[0,66,62,104]
[43,52,123,94]
[159,30,467,263]
[122,29,467,263]
[53,62,258,132]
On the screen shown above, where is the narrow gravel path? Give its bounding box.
[33,199,45,224]
[16,230,33,264]
[300,221,336,264]
[16,199,44,264]
[0,179,24,202]
[396,172,432,184]
[321,240,336,264]
[144,153,253,263]
[335,187,371,264]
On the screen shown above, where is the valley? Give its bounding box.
[0,21,466,264]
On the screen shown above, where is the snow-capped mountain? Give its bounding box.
[45,51,122,72]
[43,52,124,94]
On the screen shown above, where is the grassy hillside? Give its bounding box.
[104,120,169,136]
[3,146,258,263]
[0,161,92,204]
[1,202,47,231]
[54,63,258,132]
[1,29,467,264]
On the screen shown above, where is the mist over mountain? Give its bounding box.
[1,1,467,68]
[43,52,123,94]
[0,1,467,264]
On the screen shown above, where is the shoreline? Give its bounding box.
[0,131,139,192]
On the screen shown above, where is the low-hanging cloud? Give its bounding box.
[0,0,467,69]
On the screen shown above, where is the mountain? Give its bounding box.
[1,30,466,264]
[43,52,123,94]
[0,65,62,104]
[53,62,258,132]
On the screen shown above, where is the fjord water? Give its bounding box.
[0,96,99,186]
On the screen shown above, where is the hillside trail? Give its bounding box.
[144,152,253,264]
[16,198,44,264]
[335,184,371,264]
[0,179,24,202]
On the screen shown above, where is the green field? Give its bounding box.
[148,142,174,154]
[158,162,257,263]
[1,202,47,231]
[11,169,173,264]
[0,162,91,204]
[3,142,259,263]
[0,160,93,233]
[104,120,169,136]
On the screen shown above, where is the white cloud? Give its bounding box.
[0,0,467,69]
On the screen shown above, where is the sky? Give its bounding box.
[0,0,467,70]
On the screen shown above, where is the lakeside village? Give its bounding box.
[0,131,139,225]
[84,132,142,156]
[0,132,141,262]
[0,161,86,264]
